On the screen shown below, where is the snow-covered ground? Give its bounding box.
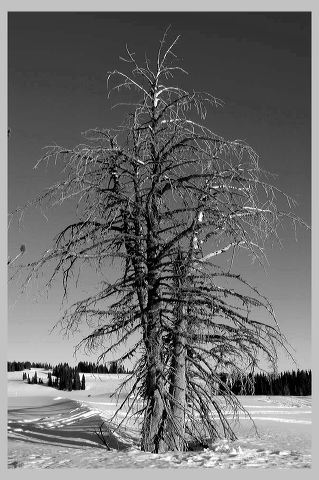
[8,370,311,468]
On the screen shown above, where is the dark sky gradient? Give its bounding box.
[8,12,311,370]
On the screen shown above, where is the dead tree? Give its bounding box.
[10,30,308,453]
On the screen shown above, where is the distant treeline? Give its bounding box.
[8,361,52,371]
[11,361,311,396]
[8,360,129,373]
[76,361,129,374]
[224,369,311,396]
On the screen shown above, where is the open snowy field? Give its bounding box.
[8,370,311,469]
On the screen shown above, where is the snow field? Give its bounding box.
[8,370,311,468]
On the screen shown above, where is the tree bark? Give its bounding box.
[167,249,188,451]
[141,274,166,452]
[169,308,187,450]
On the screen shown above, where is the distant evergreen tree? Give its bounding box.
[81,374,86,390]
[47,372,53,387]
[108,362,115,374]
[117,363,126,374]
[283,382,290,395]
[73,369,81,390]
[307,370,312,395]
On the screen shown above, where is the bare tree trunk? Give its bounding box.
[169,308,187,450]
[140,112,168,452]
[167,249,189,450]
[141,338,166,452]
[141,273,166,452]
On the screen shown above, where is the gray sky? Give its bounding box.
[8,12,311,370]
